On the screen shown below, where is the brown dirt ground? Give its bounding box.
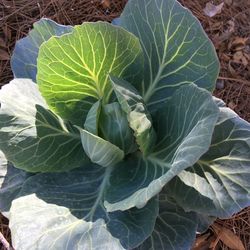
[0,0,250,249]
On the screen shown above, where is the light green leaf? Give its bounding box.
[135,195,197,250]
[77,127,124,167]
[37,22,143,126]
[166,106,250,218]
[11,18,73,82]
[119,0,219,111]
[104,84,219,212]
[0,150,31,217]
[110,76,156,155]
[84,100,101,134]
[9,165,158,250]
[0,79,88,172]
[99,102,137,154]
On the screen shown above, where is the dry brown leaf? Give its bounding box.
[0,37,7,48]
[2,25,11,41]
[228,60,238,77]
[203,2,224,17]
[227,20,235,33]
[229,37,249,51]
[233,51,248,66]
[210,238,220,250]
[192,233,211,250]
[212,223,245,250]
[221,53,231,62]
[0,49,9,60]
[225,0,233,5]
[101,0,110,9]
[244,52,250,61]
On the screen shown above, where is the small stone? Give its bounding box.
[216,80,225,90]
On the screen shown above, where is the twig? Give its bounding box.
[233,8,250,19]
[0,231,11,250]
[218,76,250,86]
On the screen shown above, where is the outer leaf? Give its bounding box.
[37,22,143,126]
[0,79,88,172]
[9,165,158,250]
[0,151,31,217]
[166,106,250,218]
[84,100,101,134]
[135,195,197,250]
[213,96,226,107]
[119,0,219,111]
[99,102,137,154]
[104,84,219,211]
[197,214,216,233]
[11,18,73,81]
[112,18,121,26]
[77,127,124,167]
[110,76,156,155]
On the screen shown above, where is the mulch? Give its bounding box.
[179,0,250,122]
[0,0,250,249]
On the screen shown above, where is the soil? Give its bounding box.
[0,0,250,249]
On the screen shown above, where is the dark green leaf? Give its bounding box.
[99,102,137,154]
[9,165,158,250]
[119,0,219,111]
[196,214,216,233]
[0,79,88,172]
[0,150,31,217]
[110,76,156,155]
[166,106,250,217]
[77,126,124,167]
[135,195,197,250]
[104,84,219,211]
[84,100,102,134]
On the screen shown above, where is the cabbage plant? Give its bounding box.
[0,0,250,249]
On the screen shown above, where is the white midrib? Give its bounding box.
[85,166,113,221]
[143,25,170,104]
[143,65,165,103]
[142,4,173,104]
